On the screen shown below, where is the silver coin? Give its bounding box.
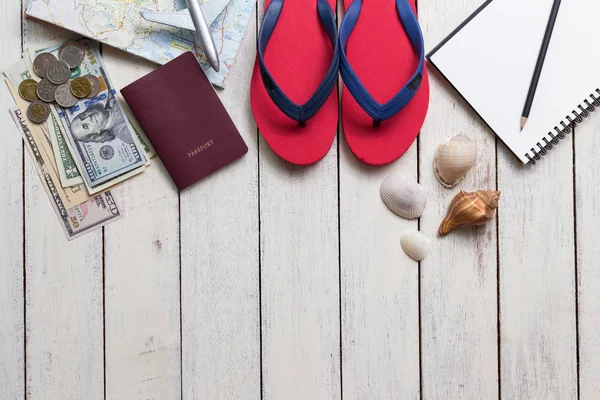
[36,78,58,103]
[59,45,85,69]
[55,83,79,108]
[83,75,101,98]
[46,60,71,85]
[59,41,84,57]
[33,53,57,78]
[27,101,50,124]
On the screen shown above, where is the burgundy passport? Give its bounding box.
[121,52,248,190]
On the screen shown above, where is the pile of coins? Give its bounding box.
[18,41,102,124]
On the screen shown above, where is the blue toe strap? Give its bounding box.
[258,0,339,125]
[339,0,424,125]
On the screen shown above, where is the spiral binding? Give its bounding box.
[525,88,600,165]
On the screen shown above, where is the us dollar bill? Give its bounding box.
[5,79,93,208]
[10,108,123,240]
[118,95,156,159]
[4,59,83,188]
[23,44,155,161]
[28,39,147,193]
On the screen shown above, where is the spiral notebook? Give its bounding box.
[427,0,600,164]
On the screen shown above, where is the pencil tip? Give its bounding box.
[520,117,528,131]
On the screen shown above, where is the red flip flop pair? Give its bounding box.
[251,0,430,166]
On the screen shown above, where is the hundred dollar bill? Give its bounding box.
[4,59,83,188]
[118,95,156,159]
[10,108,123,240]
[7,78,143,202]
[28,39,147,193]
[22,50,149,195]
[6,79,92,208]
[22,47,155,161]
[24,49,154,162]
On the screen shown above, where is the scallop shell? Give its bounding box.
[380,176,429,219]
[400,230,432,261]
[438,190,501,235]
[433,134,478,188]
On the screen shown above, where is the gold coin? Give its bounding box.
[24,85,38,102]
[70,77,91,98]
[27,101,49,124]
[18,79,38,101]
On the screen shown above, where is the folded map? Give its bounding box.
[25,0,255,88]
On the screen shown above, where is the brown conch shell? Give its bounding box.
[438,190,501,236]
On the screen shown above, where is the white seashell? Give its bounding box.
[433,134,478,188]
[400,230,432,261]
[380,176,429,219]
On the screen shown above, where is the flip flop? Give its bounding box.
[251,0,339,165]
[339,0,430,166]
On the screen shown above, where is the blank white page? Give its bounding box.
[429,0,600,163]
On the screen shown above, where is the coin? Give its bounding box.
[71,77,92,98]
[83,75,101,98]
[59,44,85,69]
[18,79,38,101]
[46,60,71,84]
[33,53,57,78]
[36,78,58,103]
[55,83,79,108]
[24,85,39,102]
[27,101,49,124]
[59,41,84,58]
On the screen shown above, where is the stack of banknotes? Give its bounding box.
[4,38,156,240]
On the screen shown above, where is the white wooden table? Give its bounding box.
[1,0,597,399]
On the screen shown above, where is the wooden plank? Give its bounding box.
[497,141,577,397]
[338,0,420,396]
[0,0,25,398]
[418,1,499,398]
[574,119,600,399]
[179,10,261,400]
[339,146,420,399]
[256,2,340,399]
[101,49,181,400]
[259,148,341,400]
[22,19,105,400]
[338,0,420,384]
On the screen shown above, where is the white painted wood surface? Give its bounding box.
[22,13,105,400]
[102,50,182,400]
[338,4,420,400]
[256,1,340,399]
[338,0,421,386]
[0,0,24,398]
[419,1,499,399]
[574,121,600,400]
[339,144,420,400]
[498,141,577,399]
[180,10,261,400]
[0,0,593,399]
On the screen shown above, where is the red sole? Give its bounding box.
[341,0,430,166]
[251,0,338,165]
